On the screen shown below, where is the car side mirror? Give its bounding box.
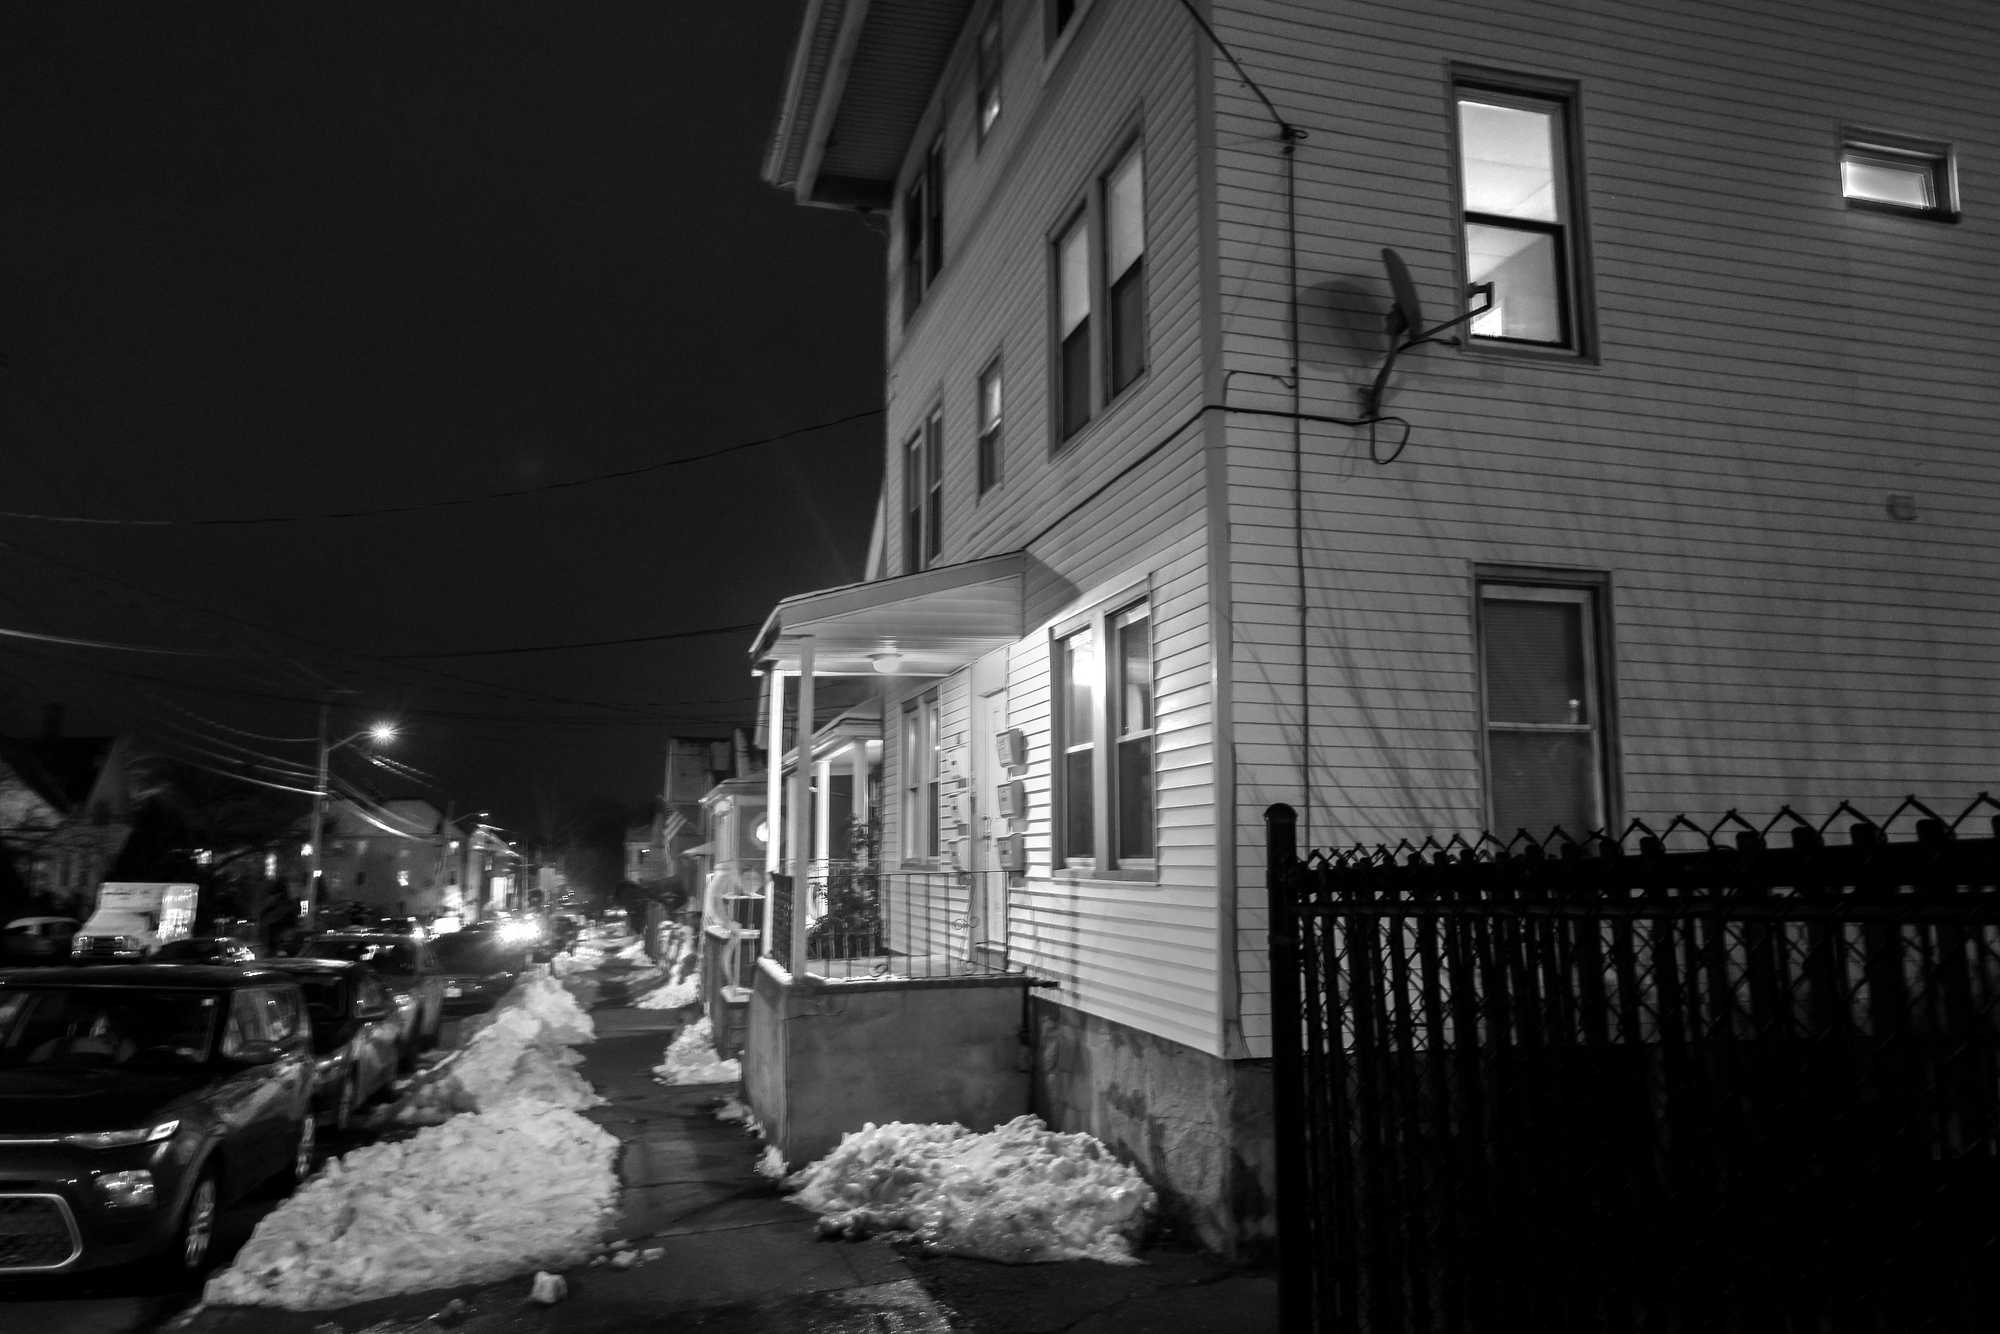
[231,1040,282,1066]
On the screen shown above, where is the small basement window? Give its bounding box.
[1841,134,1956,220]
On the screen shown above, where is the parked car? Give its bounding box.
[2,916,82,967]
[0,964,317,1276]
[291,933,445,1065]
[432,932,529,1016]
[256,959,403,1132]
[151,936,265,965]
[372,916,429,940]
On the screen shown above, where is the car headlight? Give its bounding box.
[63,1119,180,1150]
[93,1169,157,1209]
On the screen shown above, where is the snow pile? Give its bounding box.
[785,1115,1156,1265]
[653,1015,740,1085]
[203,1106,619,1309]
[380,972,600,1124]
[636,968,701,1010]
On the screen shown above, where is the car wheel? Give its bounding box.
[422,1002,442,1049]
[398,1035,418,1073]
[173,1168,218,1276]
[332,1075,357,1134]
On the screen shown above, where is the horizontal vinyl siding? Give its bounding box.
[1216,0,2000,1054]
[1006,531,1221,1055]
[863,0,1226,1053]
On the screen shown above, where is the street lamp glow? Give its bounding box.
[369,722,397,744]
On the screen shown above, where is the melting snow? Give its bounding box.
[202,1105,618,1309]
[376,971,601,1125]
[635,968,701,1010]
[785,1115,1156,1265]
[653,1015,740,1085]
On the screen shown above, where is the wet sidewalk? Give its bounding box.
[172,1000,1277,1333]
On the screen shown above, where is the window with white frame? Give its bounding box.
[1052,138,1146,443]
[901,692,941,862]
[1054,593,1154,870]
[1479,581,1611,838]
[976,356,1003,494]
[976,5,1003,144]
[903,406,942,572]
[1841,132,1956,220]
[900,139,944,323]
[1455,77,1588,351]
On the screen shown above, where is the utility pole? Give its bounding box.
[304,700,330,933]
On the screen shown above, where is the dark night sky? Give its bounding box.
[0,2,885,836]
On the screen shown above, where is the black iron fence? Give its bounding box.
[1268,795,2000,1334]
[763,863,1013,981]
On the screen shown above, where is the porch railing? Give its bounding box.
[765,863,1015,981]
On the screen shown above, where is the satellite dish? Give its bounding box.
[1383,248,1425,343]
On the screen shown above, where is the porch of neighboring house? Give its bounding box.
[741,555,1042,1168]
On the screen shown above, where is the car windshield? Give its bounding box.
[154,939,244,962]
[302,938,417,972]
[0,986,220,1070]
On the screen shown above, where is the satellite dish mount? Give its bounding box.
[1361,248,1495,418]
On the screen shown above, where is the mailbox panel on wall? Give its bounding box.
[996,833,1027,874]
[995,779,1026,819]
[995,729,1026,769]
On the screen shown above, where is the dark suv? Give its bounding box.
[0,965,317,1276]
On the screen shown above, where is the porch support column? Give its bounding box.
[762,667,784,954]
[813,757,833,867]
[789,638,815,969]
[849,739,869,824]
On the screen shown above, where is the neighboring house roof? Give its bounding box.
[0,735,120,816]
[763,0,973,209]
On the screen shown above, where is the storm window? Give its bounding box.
[1053,593,1154,871]
[1479,581,1611,839]
[901,692,940,863]
[976,357,1003,494]
[1841,133,1956,220]
[1051,138,1146,444]
[900,139,944,322]
[1455,79,1588,351]
[903,406,943,572]
[976,5,1003,143]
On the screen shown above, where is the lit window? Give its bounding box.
[903,406,944,573]
[1054,594,1154,870]
[976,5,1003,143]
[901,693,940,862]
[1456,80,1587,350]
[1051,138,1146,444]
[1479,581,1612,838]
[1841,134,1955,220]
[976,357,1004,494]
[900,140,945,323]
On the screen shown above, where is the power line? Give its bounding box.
[0,406,883,528]
[385,621,761,660]
[0,623,217,656]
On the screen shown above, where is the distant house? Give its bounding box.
[0,724,137,915]
[747,0,2000,1255]
[318,797,451,920]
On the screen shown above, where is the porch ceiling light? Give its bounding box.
[869,649,904,674]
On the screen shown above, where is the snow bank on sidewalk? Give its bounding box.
[653,1014,740,1084]
[635,967,701,1010]
[203,1106,619,1310]
[378,971,600,1125]
[786,1115,1156,1264]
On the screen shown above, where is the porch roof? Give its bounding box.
[752,551,1026,677]
[762,0,973,210]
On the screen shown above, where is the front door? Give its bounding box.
[966,684,1010,965]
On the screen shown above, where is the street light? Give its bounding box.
[302,715,398,933]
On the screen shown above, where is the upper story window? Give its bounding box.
[1841,132,1957,221]
[903,406,943,573]
[1478,579,1612,839]
[976,356,1004,495]
[901,691,941,863]
[1455,77,1589,353]
[1054,593,1154,872]
[901,139,945,323]
[1052,138,1147,445]
[976,5,1003,144]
